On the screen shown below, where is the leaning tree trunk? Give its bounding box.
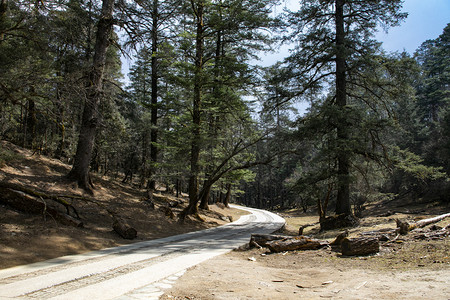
[66,0,115,193]
[334,0,351,215]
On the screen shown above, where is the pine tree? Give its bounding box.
[280,0,406,216]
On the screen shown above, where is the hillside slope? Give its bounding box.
[0,140,244,269]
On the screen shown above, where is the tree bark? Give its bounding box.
[66,0,115,193]
[334,0,351,216]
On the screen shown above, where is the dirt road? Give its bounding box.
[0,206,284,299]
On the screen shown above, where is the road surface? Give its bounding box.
[0,205,285,299]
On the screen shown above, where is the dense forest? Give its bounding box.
[1,0,448,221]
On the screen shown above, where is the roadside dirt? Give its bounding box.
[0,140,246,270]
[160,245,449,299]
[161,205,450,299]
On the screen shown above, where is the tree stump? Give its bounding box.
[320,214,359,231]
[341,237,379,256]
[113,217,137,240]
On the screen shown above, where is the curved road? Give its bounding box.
[0,205,285,300]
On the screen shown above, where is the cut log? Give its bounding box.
[341,237,379,256]
[266,236,327,253]
[396,213,450,235]
[250,234,292,248]
[113,217,137,240]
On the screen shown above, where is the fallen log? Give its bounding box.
[250,234,292,248]
[0,181,80,218]
[267,236,327,253]
[341,237,379,256]
[0,183,83,227]
[330,230,349,246]
[113,217,137,240]
[396,212,450,235]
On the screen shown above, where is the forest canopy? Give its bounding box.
[0,0,448,219]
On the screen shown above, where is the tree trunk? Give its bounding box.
[140,131,148,188]
[223,183,231,207]
[185,0,204,219]
[199,181,211,210]
[148,0,159,190]
[66,0,115,193]
[25,98,37,149]
[334,0,351,215]
[341,237,379,256]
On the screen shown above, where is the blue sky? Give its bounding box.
[376,0,450,53]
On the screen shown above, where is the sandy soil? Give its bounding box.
[0,140,246,270]
[160,245,449,300]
